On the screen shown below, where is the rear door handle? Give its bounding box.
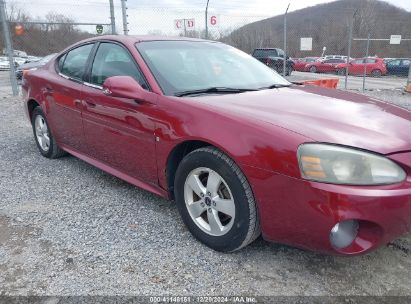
[42,86,53,94]
[74,100,83,109]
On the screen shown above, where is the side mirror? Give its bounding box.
[102,76,144,100]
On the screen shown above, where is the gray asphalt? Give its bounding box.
[0,88,411,297]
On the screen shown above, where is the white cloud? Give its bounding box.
[8,0,411,35]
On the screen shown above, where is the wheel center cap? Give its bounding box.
[205,197,211,206]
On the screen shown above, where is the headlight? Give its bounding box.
[297,144,406,185]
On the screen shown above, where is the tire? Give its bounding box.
[337,69,346,76]
[371,69,382,78]
[286,66,293,76]
[309,66,317,73]
[31,107,67,159]
[174,147,260,252]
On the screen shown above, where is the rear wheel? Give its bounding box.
[31,107,67,158]
[337,69,346,76]
[174,147,260,252]
[286,66,293,76]
[371,69,382,77]
[309,66,317,73]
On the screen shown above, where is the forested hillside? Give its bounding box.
[221,0,411,58]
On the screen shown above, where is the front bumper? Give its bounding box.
[243,153,411,255]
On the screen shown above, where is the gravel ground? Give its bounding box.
[0,90,411,298]
[360,88,411,110]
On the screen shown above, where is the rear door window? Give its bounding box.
[352,59,364,64]
[388,60,400,66]
[61,44,94,80]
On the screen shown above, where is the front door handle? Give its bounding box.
[85,100,96,108]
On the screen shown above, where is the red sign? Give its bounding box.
[15,24,24,36]
[174,19,196,30]
[209,15,218,26]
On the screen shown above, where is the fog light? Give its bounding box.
[330,220,359,249]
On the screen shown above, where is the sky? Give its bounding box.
[7,0,411,35]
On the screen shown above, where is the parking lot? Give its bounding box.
[1,75,411,297]
[1,70,409,97]
[289,71,409,91]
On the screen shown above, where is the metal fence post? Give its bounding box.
[121,0,128,35]
[283,3,290,77]
[205,0,210,40]
[0,0,18,96]
[362,33,370,92]
[109,0,116,34]
[344,23,352,90]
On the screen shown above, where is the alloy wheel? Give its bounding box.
[184,167,235,236]
[34,115,50,152]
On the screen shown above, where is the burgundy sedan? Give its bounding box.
[293,57,319,72]
[22,36,411,255]
[304,58,346,73]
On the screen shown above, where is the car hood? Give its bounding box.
[191,85,411,154]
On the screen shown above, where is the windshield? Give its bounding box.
[136,41,290,96]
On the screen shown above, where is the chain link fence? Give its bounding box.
[0,0,115,95]
[1,0,410,96]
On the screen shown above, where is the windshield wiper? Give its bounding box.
[259,83,292,90]
[174,87,257,97]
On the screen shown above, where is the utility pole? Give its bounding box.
[109,0,116,34]
[121,0,128,35]
[407,59,411,93]
[205,0,210,39]
[283,3,290,77]
[0,0,19,96]
[345,9,357,90]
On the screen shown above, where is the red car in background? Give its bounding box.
[22,36,411,256]
[304,58,346,73]
[335,57,387,77]
[293,57,319,72]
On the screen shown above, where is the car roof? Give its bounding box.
[80,35,209,44]
[58,35,220,55]
[253,48,280,50]
[57,35,221,56]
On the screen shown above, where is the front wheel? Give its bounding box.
[309,66,317,73]
[174,147,260,252]
[337,69,346,76]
